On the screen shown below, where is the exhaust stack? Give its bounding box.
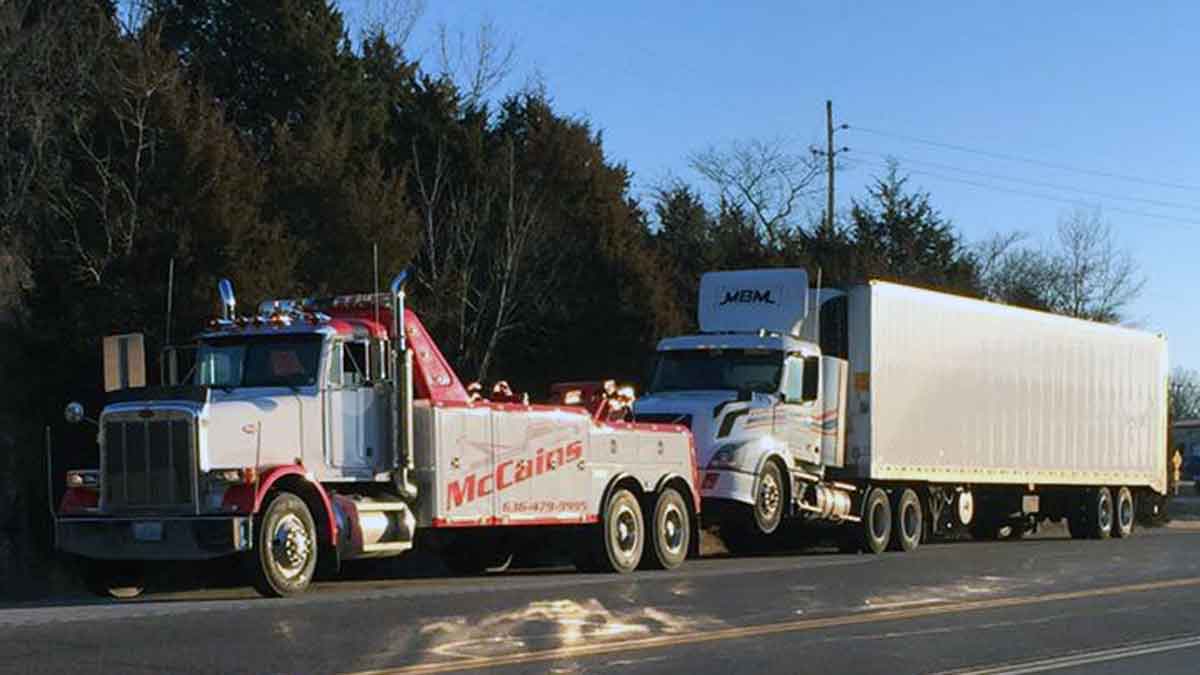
[218,279,236,320]
[389,266,418,502]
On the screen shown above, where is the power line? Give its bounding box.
[849,125,1200,192]
[855,149,1200,213]
[847,157,1200,230]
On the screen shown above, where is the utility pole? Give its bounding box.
[817,100,849,233]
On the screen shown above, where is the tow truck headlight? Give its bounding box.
[206,467,257,485]
[65,469,99,489]
[708,444,742,469]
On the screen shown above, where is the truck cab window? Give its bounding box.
[341,341,368,387]
[783,356,804,402]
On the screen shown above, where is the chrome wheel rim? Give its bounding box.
[613,502,640,560]
[270,513,312,580]
[1118,492,1133,530]
[661,502,686,556]
[758,473,781,521]
[1097,491,1113,532]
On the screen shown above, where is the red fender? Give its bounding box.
[223,465,338,545]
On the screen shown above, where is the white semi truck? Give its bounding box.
[633,269,1168,554]
[52,269,698,597]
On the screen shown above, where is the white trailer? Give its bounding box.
[634,269,1168,555]
[52,268,698,597]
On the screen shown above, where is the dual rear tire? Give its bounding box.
[1069,486,1135,539]
[577,486,692,573]
[852,486,923,554]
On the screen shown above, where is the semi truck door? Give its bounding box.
[781,355,822,465]
[324,340,372,469]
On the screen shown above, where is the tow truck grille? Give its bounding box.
[103,415,196,512]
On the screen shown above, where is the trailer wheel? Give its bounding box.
[644,487,691,570]
[245,491,318,597]
[889,488,923,552]
[859,487,892,554]
[1113,487,1135,539]
[84,561,147,600]
[582,487,645,574]
[1071,487,1113,540]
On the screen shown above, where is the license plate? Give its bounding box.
[132,521,163,542]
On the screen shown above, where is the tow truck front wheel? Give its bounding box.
[246,491,318,597]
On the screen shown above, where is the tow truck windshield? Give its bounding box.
[647,348,782,394]
[195,335,323,388]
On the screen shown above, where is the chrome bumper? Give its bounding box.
[56,516,253,561]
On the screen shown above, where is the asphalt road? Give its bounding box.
[3,522,1200,674]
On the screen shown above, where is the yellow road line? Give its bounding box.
[345,576,1200,675]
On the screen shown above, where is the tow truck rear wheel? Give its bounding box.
[84,561,147,600]
[578,487,645,573]
[245,491,318,597]
[643,487,691,570]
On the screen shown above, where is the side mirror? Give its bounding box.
[64,402,86,425]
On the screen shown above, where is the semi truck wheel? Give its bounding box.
[1113,487,1135,538]
[84,561,147,600]
[889,488,923,552]
[246,491,318,597]
[860,487,892,554]
[753,461,785,536]
[644,487,691,570]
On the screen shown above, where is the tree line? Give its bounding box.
[0,1,1183,595]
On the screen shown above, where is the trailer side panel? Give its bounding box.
[846,281,1167,493]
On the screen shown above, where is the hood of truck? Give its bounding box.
[200,388,316,470]
[634,391,777,467]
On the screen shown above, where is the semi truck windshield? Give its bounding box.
[196,335,324,388]
[647,349,782,394]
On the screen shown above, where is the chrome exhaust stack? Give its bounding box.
[389,266,418,502]
[218,279,236,320]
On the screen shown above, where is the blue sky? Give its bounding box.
[361,2,1195,370]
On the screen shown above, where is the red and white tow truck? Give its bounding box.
[52,268,698,597]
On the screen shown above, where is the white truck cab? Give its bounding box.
[634,269,849,548]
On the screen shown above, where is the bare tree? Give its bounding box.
[688,137,821,248]
[435,16,515,107]
[354,0,425,50]
[55,29,180,285]
[976,210,1143,323]
[1172,368,1200,423]
[409,136,557,382]
[975,231,1057,312]
[1045,209,1144,322]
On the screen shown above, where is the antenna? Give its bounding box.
[164,257,175,345]
[812,267,824,344]
[373,243,380,327]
